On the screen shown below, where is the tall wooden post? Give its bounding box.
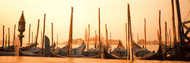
[169,29,171,48]
[159,11,162,45]
[51,22,53,47]
[41,31,43,48]
[125,23,128,60]
[8,28,10,47]
[144,18,146,49]
[95,30,97,48]
[110,32,111,53]
[56,34,58,47]
[2,25,4,47]
[13,24,16,45]
[32,32,33,44]
[5,34,7,47]
[137,34,139,44]
[127,13,130,60]
[167,33,169,46]
[171,0,178,60]
[68,7,73,55]
[35,19,40,46]
[165,22,167,46]
[175,0,184,59]
[87,24,90,56]
[128,4,133,60]
[42,14,46,55]
[175,0,184,43]
[158,10,165,60]
[28,24,31,44]
[98,8,102,58]
[105,24,108,51]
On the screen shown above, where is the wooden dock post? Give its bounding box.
[175,0,184,43]
[35,19,40,46]
[159,11,162,45]
[105,24,108,51]
[8,28,10,48]
[42,14,46,55]
[125,23,129,60]
[110,32,111,53]
[57,34,58,47]
[169,29,171,48]
[88,24,90,56]
[127,16,130,60]
[175,0,184,59]
[41,31,42,48]
[171,0,178,60]
[28,24,31,45]
[158,10,165,60]
[128,4,133,60]
[5,34,7,47]
[95,30,97,48]
[165,22,167,46]
[98,8,102,58]
[68,7,73,55]
[13,24,16,45]
[2,25,4,48]
[32,32,33,44]
[137,34,139,44]
[144,18,146,49]
[51,22,53,47]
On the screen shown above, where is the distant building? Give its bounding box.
[137,39,159,45]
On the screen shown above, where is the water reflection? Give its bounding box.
[0,56,189,63]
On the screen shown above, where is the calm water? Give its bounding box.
[0,56,189,63]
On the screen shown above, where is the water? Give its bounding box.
[0,56,189,63]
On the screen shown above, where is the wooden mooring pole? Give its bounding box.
[57,34,58,47]
[137,34,139,44]
[68,7,73,55]
[175,0,184,60]
[95,30,97,48]
[125,23,129,60]
[105,24,108,51]
[32,32,33,44]
[144,18,146,49]
[8,28,10,48]
[35,19,40,46]
[28,24,31,44]
[5,33,7,47]
[88,24,90,56]
[2,25,4,48]
[51,22,53,47]
[13,24,16,45]
[171,0,178,60]
[165,22,167,46]
[110,32,111,53]
[98,8,103,59]
[127,16,130,60]
[169,29,171,48]
[42,14,46,55]
[158,10,165,60]
[41,31,42,48]
[128,4,133,60]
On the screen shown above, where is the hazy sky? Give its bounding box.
[0,0,190,45]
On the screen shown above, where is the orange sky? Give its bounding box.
[0,0,190,45]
